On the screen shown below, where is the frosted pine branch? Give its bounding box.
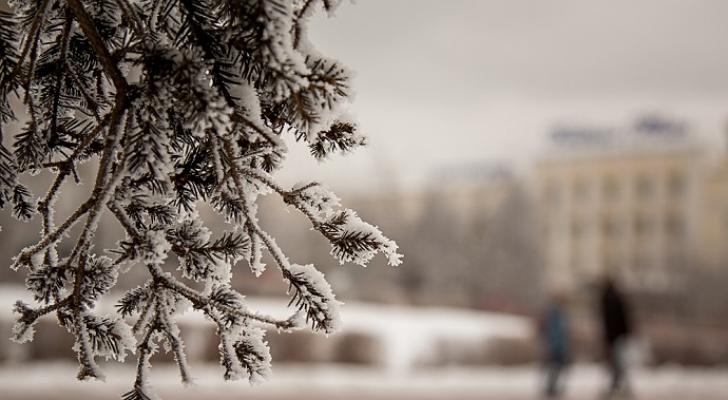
[1,0,402,398]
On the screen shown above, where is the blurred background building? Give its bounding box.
[537,115,704,291]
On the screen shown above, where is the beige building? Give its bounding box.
[536,116,727,291]
[696,156,728,269]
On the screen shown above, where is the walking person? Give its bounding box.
[598,277,634,398]
[539,291,570,398]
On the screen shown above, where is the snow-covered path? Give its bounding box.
[1,363,726,400]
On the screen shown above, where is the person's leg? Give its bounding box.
[603,344,619,398]
[544,360,562,398]
[614,338,633,397]
[613,345,622,389]
[545,361,556,397]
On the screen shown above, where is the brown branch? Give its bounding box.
[0,0,51,90]
[13,112,114,270]
[113,0,145,37]
[65,0,131,313]
[293,0,316,49]
[66,0,129,94]
[234,165,328,230]
[65,62,103,122]
[16,296,72,326]
[49,9,74,142]
[144,263,298,330]
[220,137,295,280]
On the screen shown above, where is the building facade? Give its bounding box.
[535,116,725,291]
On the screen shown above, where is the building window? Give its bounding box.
[573,178,588,201]
[601,215,617,237]
[665,214,685,238]
[571,219,584,239]
[635,174,654,200]
[667,171,686,198]
[634,214,651,236]
[602,175,619,201]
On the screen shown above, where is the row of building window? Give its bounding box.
[564,254,682,277]
[544,172,687,205]
[549,214,686,239]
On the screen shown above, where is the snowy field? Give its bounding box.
[0,363,727,400]
[0,285,531,371]
[2,286,727,399]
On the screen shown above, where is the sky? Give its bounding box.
[281,0,728,193]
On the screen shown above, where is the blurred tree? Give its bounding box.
[405,181,542,311]
[465,184,543,311]
[407,190,468,305]
[0,0,401,398]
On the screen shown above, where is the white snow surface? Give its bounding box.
[1,285,727,398]
[1,284,527,372]
[0,363,727,399]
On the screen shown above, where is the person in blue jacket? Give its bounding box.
[539,291,571,398]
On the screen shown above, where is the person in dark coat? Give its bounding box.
[539,291,570,398]
[598,277,633,398]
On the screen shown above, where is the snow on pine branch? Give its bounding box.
[286,183,403,267]
[1,0,402,398]
[287,263,342,334]
[321,209,404,267]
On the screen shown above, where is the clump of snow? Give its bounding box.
[288,263,342,334]
[130,90,174,181]
[144,230,172,266]
[183,69,234,139]
[327,209,403,267]
[111,318,137,363]
[238,325,272,385]
[247,230,267,277]
[260,0,310,101]
[292,182,341,218]
[10,320,35,344]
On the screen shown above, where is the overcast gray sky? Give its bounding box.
[280,0,728,193]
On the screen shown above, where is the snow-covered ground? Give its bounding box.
[0,363,727,400]
[0,285,530,371]
[2,285,727,399]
